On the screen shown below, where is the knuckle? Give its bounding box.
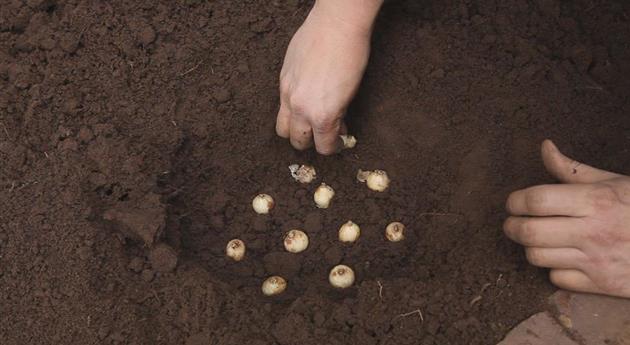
[276,124,289,138]
[502,217,514,234]
[290,140,310,151]
[505,192,518,213]
[589,185,618,211]
[598,276,624,294]
[585,227,615,246]
[519,220,538,244]
[586,252,605,267]
[279,79,290,96]
[525,189,548,213]
[549,270,564,287]
[312,115,338,133]
[526,248,544,266]
[503,217,521,240]
[316,146,336,155]
[289,93,311,114]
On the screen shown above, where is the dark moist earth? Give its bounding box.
[1,0,630,344]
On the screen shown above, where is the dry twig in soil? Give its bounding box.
[394,308,424,322]
[377,280,383,300]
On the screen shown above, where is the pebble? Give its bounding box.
[149,243,178,273]
[138,25,157,46]
[213,88,231,103]
[77,127,94,143]
[128,257,144,273]
[141,269,155,282]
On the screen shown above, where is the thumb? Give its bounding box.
[541,139,621,183]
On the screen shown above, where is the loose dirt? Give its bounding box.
[1,1,629,344]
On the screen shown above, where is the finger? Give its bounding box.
[503,216,587,248]
[506,184,597,217]
[340,121,348,135]
[276,101,291,138]
[549,269,603,294]
[542,139,621,184]
[289,116,313,150]
[525,247,587,269]
[313,117,343,155]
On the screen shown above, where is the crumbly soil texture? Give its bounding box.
[1,1,630,344]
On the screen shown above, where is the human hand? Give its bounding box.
[276,1,381,154]
[504,140,630,298]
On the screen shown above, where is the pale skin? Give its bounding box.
[277,0,630,298]
[276,0,384,154]
[505,140,630,298]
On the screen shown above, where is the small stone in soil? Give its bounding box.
[149,244,178,273]
[77,127,94,143]
[141,269,155,282]
[213,88,231,103]
[128,257,144,273]
[138,25,157,46]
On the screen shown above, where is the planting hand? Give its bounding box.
[276,0,383,154]
[504,140,630,298]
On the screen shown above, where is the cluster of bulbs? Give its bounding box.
[225,136,406,296]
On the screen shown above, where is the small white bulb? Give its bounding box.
[329,265,355,289]
[226,239,246,261]
[386,222,405,242]
[338,221,361,243]
[289,164,317,183]
[340,135,357,149]
[366,170,390,192]
[252,194,274,214]
[262,276,287,296]
[284,229,309,253]
[314,183,335,209]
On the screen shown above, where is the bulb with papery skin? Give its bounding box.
[289,164,317,183]
[340,135,357,149]
[226,239,246,261]
[314,183,335,208]
[284,229,309,253]
[386,222,405,242]
[366,170,390,192]
[338,221,360,243]
[329,265,355,289]
[357,169,390,192]
[262,276,287,296]
[252,194,274,214]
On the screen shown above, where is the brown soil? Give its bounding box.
[1,1,629,344]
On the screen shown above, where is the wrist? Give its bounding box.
[312,0,383,36]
